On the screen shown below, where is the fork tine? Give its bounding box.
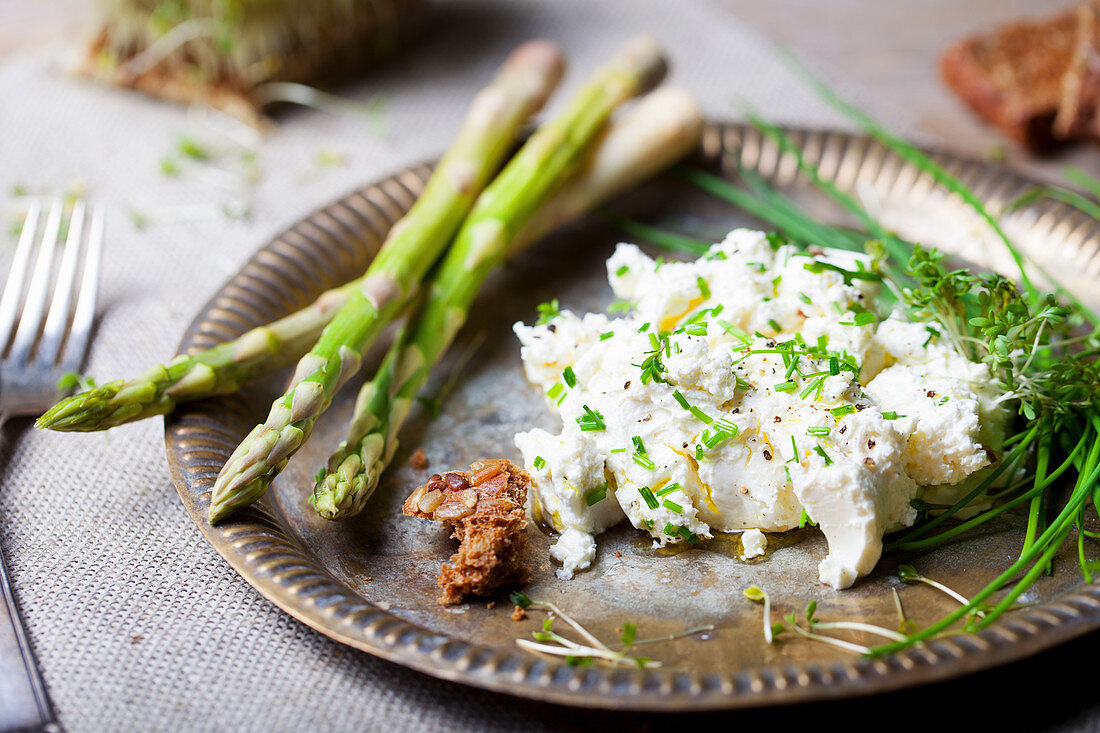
[36,200,86,368]
[0,199,43,355]
[60,203,104,375]
[6,199,63,366]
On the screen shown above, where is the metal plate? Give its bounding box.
[166,123,1100,710]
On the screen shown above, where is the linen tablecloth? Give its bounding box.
[1,1,1097,730]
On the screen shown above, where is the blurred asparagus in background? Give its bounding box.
[79,0,427,123]
[311,86,704,520]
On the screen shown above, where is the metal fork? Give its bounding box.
[0,198,104,732]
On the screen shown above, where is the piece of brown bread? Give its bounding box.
[941,7,1081,152]
[403,459,531,606]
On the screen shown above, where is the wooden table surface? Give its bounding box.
[3,1,1097,731]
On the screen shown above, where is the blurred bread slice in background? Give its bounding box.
[940,4,1084,153]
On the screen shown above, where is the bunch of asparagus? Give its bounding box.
[38,37,705,525]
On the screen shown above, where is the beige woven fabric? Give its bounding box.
[0,1,852,730]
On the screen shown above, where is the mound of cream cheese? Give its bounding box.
[513,229,1005,589]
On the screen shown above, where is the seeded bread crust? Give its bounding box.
[403,460,531,605]
[1056,2,1100,140]
[940,8,1080,152]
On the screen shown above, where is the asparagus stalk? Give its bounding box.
[36,42,564,434]
[206,40,566,522]
[311,62,694,521]
[36,281,358,432]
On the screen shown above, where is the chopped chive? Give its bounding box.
[663,499,683,513]
[562,366,577,388]
[609,448,626,454]
[881,411,904,420]
[616,264,630,277]
[690,406,713,424]
[813,445,833,465]
[671,389,714,424]
[840,311,876,326]
[585,484,608,506]
[799,508,816,528]
[830,405,856,418]
[600,331,614,341]
[681,323,708,336]
[799,376,825,400]
[576,405,606,431]
[768,318,782,333]
[637,321,651,333]
[695,445,704,461]
[633,453,656,470]
[639,486,659,509]
[829,356,840,375]
[784,465,792,482]
[536,299,561,325]
[632,435,646,454]
[663,522,679,536]
[655,482,681,497]
[609,298,633,314]
[798,291,812,304]
[789,435,799,460]
[807,426,830,436]
[533,456,546,470]
[784,354,801,380]
[697,276,711,298]
[774,380,797,393]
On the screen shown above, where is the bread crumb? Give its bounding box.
[410,448,429,470]
[403,460,531,605]
[487,600,496,609]
[512,605,527,621]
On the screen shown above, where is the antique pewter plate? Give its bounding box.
[166,123,1100,710]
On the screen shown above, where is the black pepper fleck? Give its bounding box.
[763,449,773,461]
[867,439,876,449]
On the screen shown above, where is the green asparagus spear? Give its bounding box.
[206,40,566,522]
[36,280,358,432]
[310,47,688,520]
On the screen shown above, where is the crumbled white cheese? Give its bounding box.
[514,229,1002,589]
[740,529,767,559]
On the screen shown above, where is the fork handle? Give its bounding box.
[0,538,61,732]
